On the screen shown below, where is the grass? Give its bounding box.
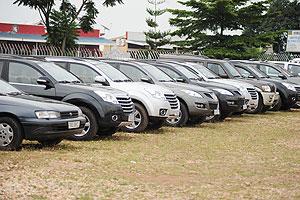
[0,110,299,200]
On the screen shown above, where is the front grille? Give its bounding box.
[116,96,134,113]
[60,111,79,119]
[295,87,300,99]
[209,103,218,110]
[247,88,258,100]
[164,94,179,109]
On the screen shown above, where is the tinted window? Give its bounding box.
[288,64,300,76]
[207,63,227,77]
[187,63,219,79]
[119,64,147,82]
[235,66,251,77]
[0,61,3,75]
[138,63,174,82]
[258,65,280,77]
[158,67,181,79]
[69,63,99,83]
[9,62,42,84]
[55,62,67,69]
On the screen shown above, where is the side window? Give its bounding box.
[288,64,300,76]
[207,63,227,76]
[118,64,146,82]
[236,67,251,77]
[8,62,42,84]
[0,61,4,75]
[259,65,280,77]
[159,67,181,79]
[69,63,99,83]
[54,62,67,69]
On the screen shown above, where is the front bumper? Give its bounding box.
[261,92,278,106]
[21,117,86,140]
[219,95,245,115]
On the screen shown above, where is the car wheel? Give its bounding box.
[38,138,63,147]
[98,127,118,137]
[147,119,165,130]
[69,106,98,141]
[271,95,282,111]
[0,117,23,151]
[122,103,149,133]
[165,102,189,127]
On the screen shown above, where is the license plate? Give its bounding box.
[214,110,220,115]
[128,113,135,122]
[243,104,247,109]
[68,121,80,129]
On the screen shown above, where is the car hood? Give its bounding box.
[211,79,255,89]
[287,77,300,85]
[194,80,239,91]
[160,82,212,93]
[111,82,174,94]
[0,94,77,111]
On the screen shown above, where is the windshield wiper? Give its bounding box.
[58,80,71,83]
[6,92,24,96]
[71,80,81,84]
[124,79,132,82]
[0,93,7,96]
[114,80,124,82]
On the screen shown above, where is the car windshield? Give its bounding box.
[139,63,174,82]
[0,79,22,95]
[187,63,220,79]
[241,63,269,78]
[172,64,201,80]
[38,62,81,83]
[273,65,294,77]
[223,62,242,77]
[89,60,132,82]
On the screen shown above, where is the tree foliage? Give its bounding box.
[145,0,170,49]
[13,0,123,50]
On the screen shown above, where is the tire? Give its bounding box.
[98,127,118,137]
[147,119,165,130]
[68,106,98,141]
[165,101,189,127]
[271,95,282,111]
[122,103,149,133]
[0,117,23,151]
[246,94,264,114]
[38,138,63,147]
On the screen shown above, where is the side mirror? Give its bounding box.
[37,76,54,90]
[95,76,110,86]
[141,76,154,84]
[219,74,229,79]
[278,73,287,79]
[248,75,255,79]
[176,76,187,83]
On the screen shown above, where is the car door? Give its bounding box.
[7,61,56,97]
[206,62,228,78]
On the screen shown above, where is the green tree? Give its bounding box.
[13,0,123,50]
[145,0,170,49]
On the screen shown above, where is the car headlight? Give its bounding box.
[35,111,60,119]
[94,91,119,104]
[144,88,166,99]
[181,89,203,98]
[261,85,271,92]
[213,89,233,96]
[282,83,297,92]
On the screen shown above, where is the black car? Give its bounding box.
[0,56,134,140]
[0,79,86,151]
[231,61,299,110]
[148,60,245,120]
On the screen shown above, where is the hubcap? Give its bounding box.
[126,109,142,130]
[75,114,90,137]
[166,110,182,125]
[0,123,14,147]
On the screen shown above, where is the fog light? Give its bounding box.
[112,115,118,121]
[292,97,296,101]
[195,103,205,109]
[159,109,167,116]
[227,101,235,105]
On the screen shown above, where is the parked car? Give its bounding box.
[0,56,134,140]
[45,57,180,132]
[231,61,299,110]
[269,61,300,77]
[106,60,219,126]
[148,60,246,120]
[0,79,86,151]
[161,59,259,114]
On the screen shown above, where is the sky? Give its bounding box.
[0,0,184,38]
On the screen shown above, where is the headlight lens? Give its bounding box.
[35,111,60,119]
[282,83,296,91]
[213,89,233,96]
[261,85,271,92]
[181,89,203,98]
[94,91,119,104]
[144,88,166,99]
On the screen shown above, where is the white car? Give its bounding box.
[45,57,180,133]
